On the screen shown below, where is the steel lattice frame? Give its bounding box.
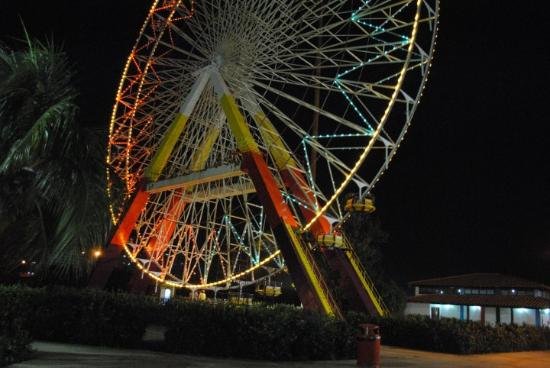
[107,0,439,289]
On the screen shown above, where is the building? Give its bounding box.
[405,273,550,327]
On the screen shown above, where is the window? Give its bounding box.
[478,289,494,295]
[419,287,438,295]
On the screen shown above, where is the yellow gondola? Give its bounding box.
[316,234,346,249]
[344,197,376,213]
[255,280,282,297]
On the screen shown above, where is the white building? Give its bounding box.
[405,273,550,327]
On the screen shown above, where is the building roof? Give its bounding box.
[408,294,550,309]
[409,273,550,291]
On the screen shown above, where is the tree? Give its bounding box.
[0,35,110,279]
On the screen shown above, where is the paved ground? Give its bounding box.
[9,341,550,367]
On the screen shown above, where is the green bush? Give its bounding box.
[1,285,549,360]
[363,314,550,354]
[0,285,161,348]
[162,302,355,360]
[0,319,32,367]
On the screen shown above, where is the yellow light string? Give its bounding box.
[303,0,424,232]
[122,244,282,289]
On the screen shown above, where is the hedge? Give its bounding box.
[0,285,161,349]
[163,302,356,360]
[361,314,550,354]
[0,319,32,367]
[1,285,549,361]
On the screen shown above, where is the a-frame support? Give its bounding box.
[89,68,342,319]
[243,95,388,316]
[88,71,210,288]
[210,70,341,317]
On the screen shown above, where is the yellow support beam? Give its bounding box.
[144,70,210,183]
[189,127,221,172]
[252,112,297,170]
[219,94,260,154]
[144,112,189,182]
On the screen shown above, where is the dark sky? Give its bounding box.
[1,1,548,285]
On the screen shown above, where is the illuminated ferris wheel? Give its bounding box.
[105,0,439,315]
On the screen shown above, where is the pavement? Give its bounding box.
[9,341,550,368]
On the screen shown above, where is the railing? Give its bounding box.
[288,225,342,319]
[341,234,390,317]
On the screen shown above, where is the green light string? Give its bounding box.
[352,0,410,42]
[334,0,411,133]
[282,191,313,212]
[227,217,258,265]
[300,137,320,209]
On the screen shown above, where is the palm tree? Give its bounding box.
[0,34,111,278]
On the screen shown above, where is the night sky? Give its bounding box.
[1,1,548,285]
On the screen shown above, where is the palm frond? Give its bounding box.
[0,98,77,172]
[0,35,110,279]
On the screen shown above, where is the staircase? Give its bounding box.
[284,223,343,319]
[340,234,390,317]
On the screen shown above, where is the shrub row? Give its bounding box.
[368,314,550,354]
[163,302,356,360]
[0,319,32,367]
[0,285,161,348]
[0,285,356,360]
[1,285,549,361]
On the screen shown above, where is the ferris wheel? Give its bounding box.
[103,0,439,316]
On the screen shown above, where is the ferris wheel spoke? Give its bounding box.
[251,79,371,135]
[144,35,206,62]
[156,15,211,58]
[253,69,397,106]
[273,41,411,67]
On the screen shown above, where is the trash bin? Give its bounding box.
[357,323,381,367]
